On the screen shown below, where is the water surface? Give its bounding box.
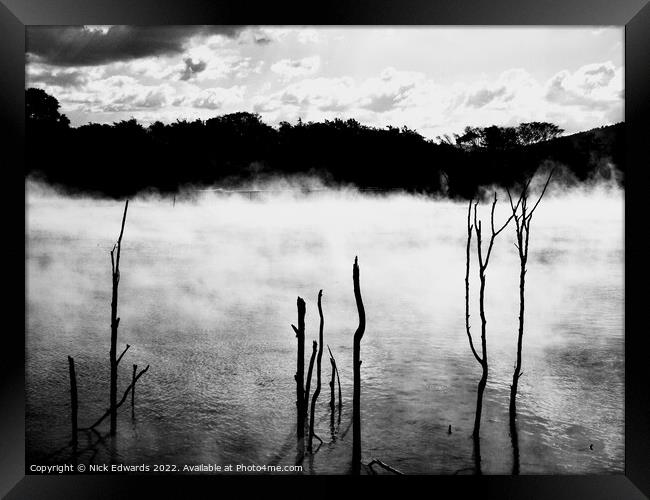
[26,184,624,474]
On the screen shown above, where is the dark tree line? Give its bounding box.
[26,88,623,199]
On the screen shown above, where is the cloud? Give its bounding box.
[259,67,424,115]
[357,67,424,112]
[192,86,246,110]
[296,29,321,44]
[465,86,508,108]
[26,66,90,88]
[33,75,177,115]
[94,80,176,112]
[249,62,622,141]
[545,62,622,110]
[26,25,249,66]
[179,58,208,81]
[270,56,321,80]
[279,76,356,111]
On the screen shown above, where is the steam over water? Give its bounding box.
[26,181,623,474]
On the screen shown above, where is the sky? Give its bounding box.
[25,26,624,140]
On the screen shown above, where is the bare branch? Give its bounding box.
[366,459,404,475]
[352,256,365,474]
[490,193,497,235]
[83,365,149,431]
[116,344,130,366]
[304,340,317,408]
[465,199,482,365]
[525,168,555,221]
[308,289,325,452]
[114,200,129,272]
[293,297,306,441]
[353,256,365,343]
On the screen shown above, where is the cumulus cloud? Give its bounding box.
[179,58,208,81]
[92,80,176,113]
[257,67,425,116]
[26,25,249,66]
[465,86,508,108]
[24,26,623,139]
[26,66,90,89]
[192,86,246,110]
[545,62,622,110]
[270,56,321,80]
[357,67,425,112]
[249,61,622,140]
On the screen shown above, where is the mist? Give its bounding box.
[25,178,623,473]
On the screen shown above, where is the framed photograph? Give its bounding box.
[2,0,649,497]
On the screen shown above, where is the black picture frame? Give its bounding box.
[2,0,649,497]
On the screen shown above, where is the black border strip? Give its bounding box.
[2,0,649,498]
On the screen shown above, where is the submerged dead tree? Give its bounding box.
[327,345,342,412]
[109,200,128,436]
[351,256,366,475]
[105,201,148,434]
[292,297,306,441]
[304,340,318,424]
[327,345,342,438]
[67,356,78,447]
[82,364,150,431]
[506,169,554,475]
[308,290,325,452]
[465,193,518,474]
[131,364,137,418]
[65,200,148,446]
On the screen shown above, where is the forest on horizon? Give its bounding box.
[26,88,624,199]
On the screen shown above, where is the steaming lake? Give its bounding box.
[26,183,624,474]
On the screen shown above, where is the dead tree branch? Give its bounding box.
[308,290,325,453]
[466,190,518,474]
[366,459,404,475]
[327,345,342,411]
[116,344,131,366]
[67,356,78,446]
[352,256,366,475]
[506,168,554,475]
[465,200,481,365]
[292,297,306,440]
[304,340,318,423]
[131,364,137,418]
[109,200,128,436]
[328,346,336,411]
[82,365,149,431]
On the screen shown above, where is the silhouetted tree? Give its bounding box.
[26,87,70,127]
[465,193,518,474]
[516,122,564,145]
[291,297,306,442]
[506,168,555,475]
[351,256,366,474]
[82,365,150,431]
[308,290,325,453]
[304,340,317,430]
[455,122,564,150]
[131,364,137,418]
[327,345,342,438]
[66,202,149,445]
[25,88,620,199]
[67,356,78,447]
[109,201,129,435]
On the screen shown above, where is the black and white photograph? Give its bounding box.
[25,25,624,475]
